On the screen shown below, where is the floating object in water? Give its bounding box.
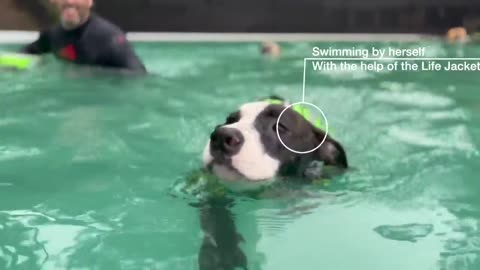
[0,52,40,70]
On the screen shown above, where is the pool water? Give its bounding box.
[1,41,479,270]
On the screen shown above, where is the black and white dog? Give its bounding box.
[203,96,348,186]
[197,97,348,269]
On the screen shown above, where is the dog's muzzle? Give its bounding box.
[209,127,244,160]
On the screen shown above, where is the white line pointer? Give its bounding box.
[302,58,307,102]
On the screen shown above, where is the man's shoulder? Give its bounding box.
[87,14,130,46]
[89,14,125,36]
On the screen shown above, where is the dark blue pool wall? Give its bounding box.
[3,0,480,34]
[93,0,480,34]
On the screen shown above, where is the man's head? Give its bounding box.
[260,42,281,57]
[202,99,348,183]
[52,0,93,30]
[446,27,469,43]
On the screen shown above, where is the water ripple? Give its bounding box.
[374,223,434,242]
[388,125,476,152]
[374,90,454,108]
[0,146,42,161]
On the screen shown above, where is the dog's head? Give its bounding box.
[202,97,348,183]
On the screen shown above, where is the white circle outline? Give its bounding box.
[276,101,329,154]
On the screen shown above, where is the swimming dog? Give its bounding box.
[202,96,348,185]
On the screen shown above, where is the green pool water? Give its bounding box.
[1,41,480,270]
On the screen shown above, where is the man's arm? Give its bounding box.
[21,31,51,54]
[100,34,147,74]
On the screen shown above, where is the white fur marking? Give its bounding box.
[223,102,280,181]
[202,102,281,182]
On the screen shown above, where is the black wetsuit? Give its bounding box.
[22,14,146,73]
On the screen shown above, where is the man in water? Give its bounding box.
[260,41,281,58]
[22,0,146,73]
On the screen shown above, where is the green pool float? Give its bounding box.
[0,52,40,70]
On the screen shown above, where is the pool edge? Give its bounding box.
[0,31,438,44]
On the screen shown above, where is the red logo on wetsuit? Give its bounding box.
[59,44,77,61]
[117,35,126,44]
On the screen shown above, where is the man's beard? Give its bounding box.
[59,6,87,30]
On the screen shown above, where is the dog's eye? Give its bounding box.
[273,122,289,134]
[226,116,238,124]
[225,111,240,124]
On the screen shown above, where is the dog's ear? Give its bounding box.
[312,128,348,168]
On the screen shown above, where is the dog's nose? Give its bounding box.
[210,127,244,155]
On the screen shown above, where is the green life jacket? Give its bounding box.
[264,98,328,131]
